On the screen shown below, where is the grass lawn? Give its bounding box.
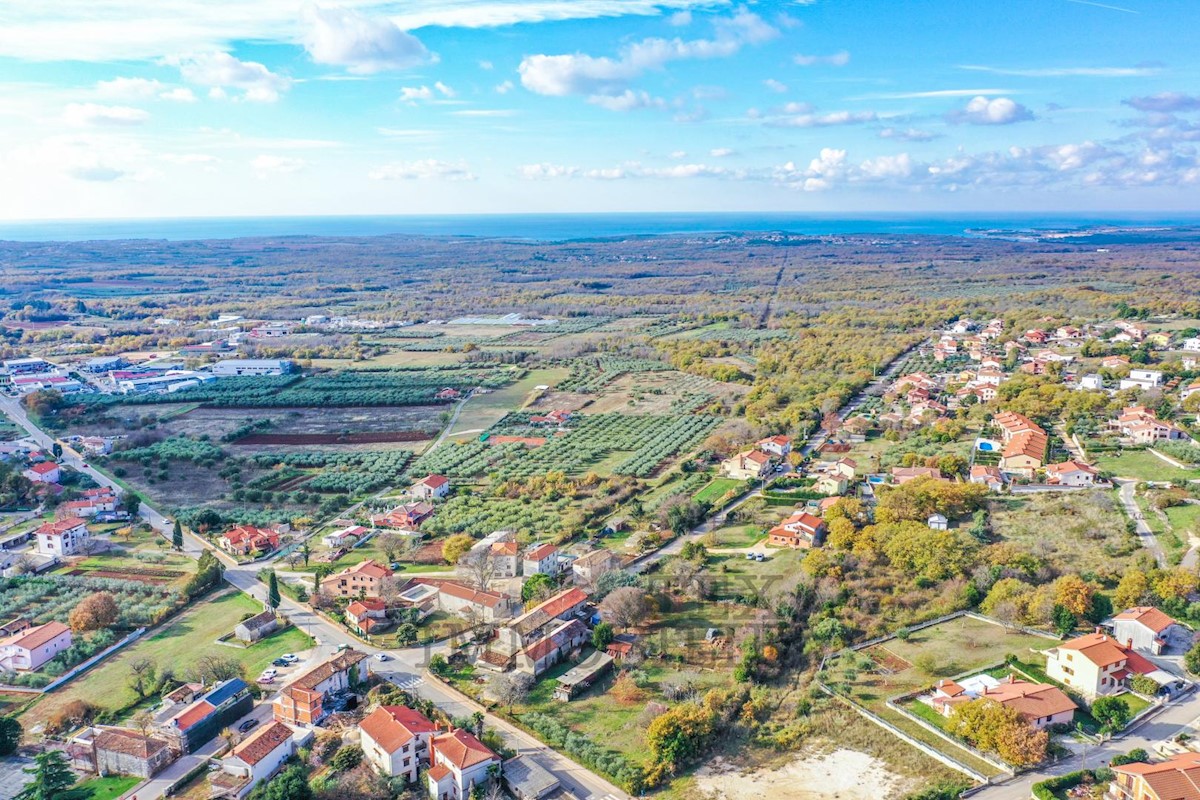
[1165,503,1200,542]
[693,478,745,506]
[21,591,312,730]
[449,367,571,436]
[705,523,765,549]
[708,549,805,602]
[75,775,141,800]
[987,490,1141,575]
[1094,450,1200,482]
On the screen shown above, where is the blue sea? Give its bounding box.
[0,212,1197,242]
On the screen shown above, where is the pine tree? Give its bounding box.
[172,519,184,552]
[16,750,88,800]
[267,571,281,610]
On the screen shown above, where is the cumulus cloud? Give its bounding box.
[948,95,1034,125]
[710,147,735,157]
[793,50,850,67]
[302,5,430,74]
[760,103,877,128]
[668,10,692,26]
[173,52,291,102]
[399,83,455,103]
[94,76,195,102]
[1123,92,1200,113]
[495,80,514,94]
[763,78,788,93]
[369,159,476,180]
[518,8,776,102]
[518,163,579,179]
[63,103,150,126]
[588,90,666,111]
[878,126,939,142]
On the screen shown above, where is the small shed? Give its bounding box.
[553,652,614,701]
[927,513,948,531]
[503,755,560,800]
[234,609,279,643]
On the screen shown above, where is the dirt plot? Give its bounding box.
[66,568,181,585]
[696,750,918,800]
[863,644,914,674]
[235,431,430,445]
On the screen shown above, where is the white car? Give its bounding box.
[261,668,277,677]
[374,653,390,662]
[281,654,299,663]
[257,675,275,684]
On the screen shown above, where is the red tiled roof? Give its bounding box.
[360,706,437,754]
[29,462,60,475]
[531,587,587,619]
[428,764,452,781]
[1113,752,1200,800]
[428,580,506,609]
[2,621,70,651]
[37,517,87,536]
[433,728,499,770]
[1045,460,1097,475]
[525,543,558,561]
[172,700,215,731]
[232,721,293,766]
[347,599,386,617]
[1114,606,1177,634]
[419,474,449,489]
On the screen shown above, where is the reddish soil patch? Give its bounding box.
[235,431,430,445]
[487,436,547,447]
[411,540,448,565]
[862,644,913,673]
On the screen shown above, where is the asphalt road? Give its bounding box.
[1116,478,1167,568]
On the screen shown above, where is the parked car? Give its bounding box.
[238,719,259,733]
[257,675,274,684]
[374,653,390,662]
[272,658,289,667]
[755,553,767,562]
[261,668,277,677]
[744,552,755,560]
[281,653,299,663]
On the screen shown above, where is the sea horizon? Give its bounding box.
[2,211,1200,243]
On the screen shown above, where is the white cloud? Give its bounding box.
[959,64,1160,78]
[587,90,666,112]
[173,52,291,102]
[399,83,455,103]
[94,77,197,103]
[709,147,735,157]
[878,126,939,142]
[369,159,476,181]
[862,88,1016,100]
[793,50,850,67]
[858,153,913,179]
[495,80,514,94]
[160,87,197,102]
[1124,92,1200,113]
[518,163,579,179]
[762,106,877,128]
[669,150,687,159]
[302,5,430,74]
[434,81,456,98]
[0,1,716,63]
[63,103,150,126]
[252,154,306,174]
[949,95,1034,125]
[478,60,494,70]
[669,10,692,26]
[519,9,776,101]
[763,78,788,93]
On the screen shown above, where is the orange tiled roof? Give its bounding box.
[433,728,499,770]
[360,706,436,754]
[1113,606,1177,635]
[2,621,70,651]
[232,721,293,766]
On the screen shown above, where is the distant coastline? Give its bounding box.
[1,212,1199,243]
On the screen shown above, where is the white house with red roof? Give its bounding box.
[360,705,439,782]
[372,502,435,530]
[346,599,388,636]
[721,449,771,480]
[767,511,826,550]
[321,560,393,600]
[1044,460,1100,487]
[0,621,72,671]
[1044,632,1159,698]
[212,721,298,799]
[522,543,560,577]
[756,435,792,458]
[411,475,451,501]
[1109,607,1193,655]
[217,525,280,557]
[23,461,61,484]
[969,465,1005,491]
[427,728,501,800]
[411,579,514,623]
[931,674,1076,730]
[36,517,90,557]
[322,524,366,549]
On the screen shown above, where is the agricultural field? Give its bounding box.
[0,573,181,629]
[1093,449,1200,482]
[19,590,312,732]
[447,367,571,435]
[986,490,1143,576]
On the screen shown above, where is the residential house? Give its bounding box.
[829,458,857,480]
[1044,632,1158,699]
[720,450,772,481]
[490,540,519,578]
[767,511,826,549]
[522,543,560,577]
[346,599,389,636]
[322,525,366,549]
[218,525,280,557]
[372,502,435,530]
[814,474,848,496]
[1079,373,1104,391]
[969,465,1005,491]
[212,721,297,799]
[234,610,280,643]
[321,559,394,599]
[415,580,514,624]
[571,549,619,586]
[927,513,948,531]
[360,706,438,783]
[529,410,572,426]
[1044,460,1099,487]
[1108,752,1200,800]
[72,726,175,779]
[22,461,61,484]
[1102,355,1131,369]
[58,487,119,518]
[890,466,942,484]
[36,517,91,557]
[427,729,502,800]
[489,588,589,670]
[1000,428,1048,478]
[554,651,614,701]
[515,619,589,676]
[932,674,1075,730]
[273,649,368,727]
[1183,380,1200,401]
[1183,338,1200,352]
[1121,369,1165,391]
[0,621,72,671]
[994,411,1043,443]
[1109,607,1193,656]
[757,435,792,458]
[1111,406,1190,444]
[411,475,451,501]
[164,679,253,753]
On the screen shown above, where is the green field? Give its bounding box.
[1094,450,1200,482]
[1166,503,1200,541]
[448,367,571,436]
[693,477,746,506]
[75,775,142,800]
[21,591,312,730]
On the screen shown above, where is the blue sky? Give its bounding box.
[1,0,1198,218]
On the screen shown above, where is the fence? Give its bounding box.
[41,626,147,693]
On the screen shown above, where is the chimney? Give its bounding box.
[1127,638,1134,650]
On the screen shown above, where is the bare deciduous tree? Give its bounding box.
[598,586,649,631]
